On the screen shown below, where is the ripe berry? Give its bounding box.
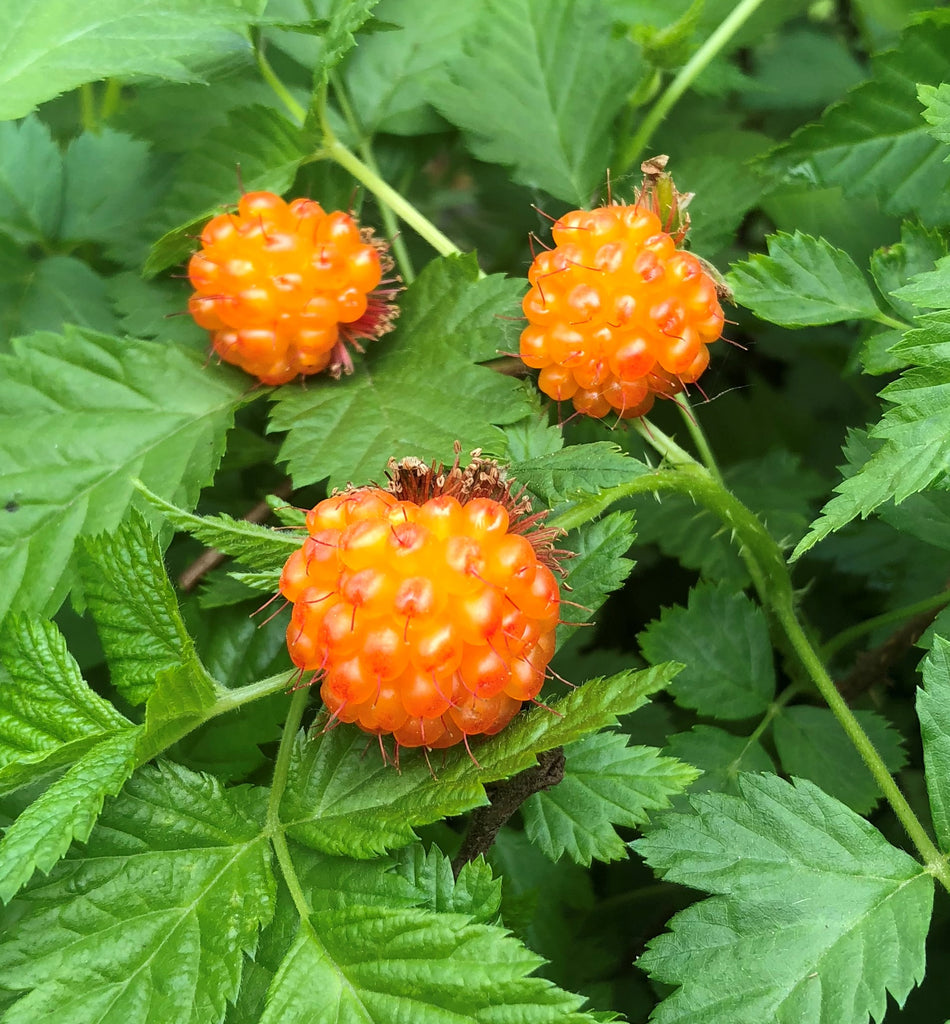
[279,452,566,752]
[188,191,400,385]
[520,162,727,419]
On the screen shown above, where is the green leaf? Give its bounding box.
[146,105,316,277]
[870,220,948,322]
[0,0,260,120]
[771,16,950,224]
[664,725,775,795]
[283,666,674,857]
[339,0,479,135]
[392,845,502,923]
[270,254,529,489]
[557,511,636,648]
[60,129,164,264]
[138,485,301,571]
[0,616,129,795]
[636,774,933,1024]
[80,510,205,706]
[522,732,699,865]
[0,762,275,1024]
[917,634,950,852]
[0,726,142,903]
[728,231,881,327]
[793,313,950,557]
[0,117,62,244]
[107,271,207,349]
[772,706,906,814]
[0,328,245,620]
[510,443,641,507]
[433,0,641,204]
[259,908,593,1024]
[639,584,776,719]
[918,81,950,144]
[892,254,950,310]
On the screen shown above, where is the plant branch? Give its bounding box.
[822,589,950,662]
[255,39,306,125]
[618,0,767,170]
[451,747,565,877]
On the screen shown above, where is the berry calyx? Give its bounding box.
[188,191,400,385]
[519,160,728,419]
[279,452,566,752]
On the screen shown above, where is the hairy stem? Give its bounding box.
[822,590,950,661]
[618,0,767,170]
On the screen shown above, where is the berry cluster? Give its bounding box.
[519,202,725,419]
[278,455,564,751]
[188,191,398,385]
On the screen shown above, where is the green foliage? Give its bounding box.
[8,4,950,1021]
[728,231,882,327]
[270,254,529,488]
[636,774,933,1024]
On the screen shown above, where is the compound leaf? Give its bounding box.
[392,845,502,923]
[270,254,529,489]
[0,116,63,244]
[0,762,275,1024]
[664,725,775,795]
[636,774,933,1024]
[0,328,246,621]
[510,444,639,507]
[434,0,640,204]
[523,732,699,865]
[728,231,880,327]
[639,584,776,719]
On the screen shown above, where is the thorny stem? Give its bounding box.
[618,0,768,171]
[555,440,950,889]
[330,74,417,283]
[675,393,723,484]
[266,687,313,921]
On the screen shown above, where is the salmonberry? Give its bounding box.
[188,191,399,385]
[520,161,727,419]
[278,452,566,753]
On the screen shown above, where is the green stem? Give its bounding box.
[732,683,802,771]
[821,590,950,661]
[329,74,417,282]
[675,393,723,484]
[256,43,306,125]
[79,83,97,133]
[266,687,312,920]
[872,310,912,333]
[618,0,767,170]
[99,79,122,122]
[324,137,461,259]
[776,598,950,889]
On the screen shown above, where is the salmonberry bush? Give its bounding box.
[6,0,950,1021]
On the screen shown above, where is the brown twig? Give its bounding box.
[451,747,565,877]
[177,478,294,591]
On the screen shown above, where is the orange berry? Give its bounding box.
[189,191,400,384]
[278,454,567,751]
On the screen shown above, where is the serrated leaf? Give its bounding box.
[636,774,933,1024]
[0,726,142,903]
[259,908,593,1024]
[0,117,62,244]
[60,129,165,265]
[0,328,246,620]
[917,634,950,852]
[139,484,301,571]
[523,732,698,865]
[339,0,478,135]
[557,511,636,648]
[283,666,674,857]
[270,254,529,489]
[0,0,259,120]
[664,724,775,795]
[892,254,950,310]
[0,616,130,795]
[146,105,316,276]
[107,271,207,349]
[919,81,950,144]
[80,509,206,706]
[793,312,950,557]
[728,231,880,327]
[510,443,639,507]
[434,0,640,204]
[772,16,950,223]
[870,220,948,322]
[0,762,275,1024]
[773,706,906,814]
[639,584,775,719]
[392,845,502,923]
